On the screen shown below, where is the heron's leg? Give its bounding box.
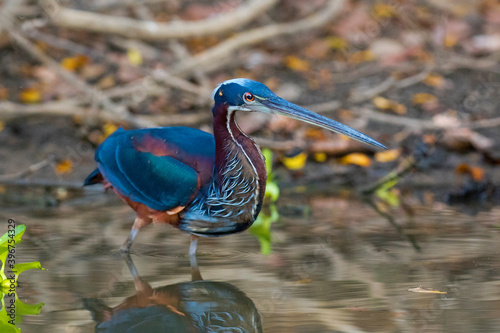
[189,235,203,281]
[121,252,153,295]
[121,252,139,279]
[120,216,151,253]
[120,228,138,253]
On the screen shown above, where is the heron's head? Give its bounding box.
[212,78,386,149]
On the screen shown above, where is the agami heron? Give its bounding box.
[84,79,385,255]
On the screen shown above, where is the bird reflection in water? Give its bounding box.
[84,255,263,333]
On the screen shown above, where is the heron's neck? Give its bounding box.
[212,104,267,220]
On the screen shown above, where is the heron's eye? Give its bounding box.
[244,92,255,102]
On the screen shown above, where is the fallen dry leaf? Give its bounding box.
[340,152,371,167]
[19,87,41,103]
[455,163,485,181]
[61,55,88,72]
[471,167,485,181]
[375,149,400,163]
[313,152,328,163]
[373,96,407,114]
[348,50,375,64]
[56,160,73,174]
[372,3,398,19]
[412,93,438,105]
[282,152,308,170]
[127,48,143,66]
[423,73,446,88]
[98,122,120,143]
[285,56,310,72]
[443,128,493,151]
[325,37,348,52]
[408,286,447,294]
[304,128,328,141]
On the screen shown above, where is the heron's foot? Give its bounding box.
[120,243,131,253]
[120,228,139,253]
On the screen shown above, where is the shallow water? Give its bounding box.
[2,190,500,333]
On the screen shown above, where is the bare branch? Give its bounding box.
[0,101,211,127]
[172,0,346,76]
[46,0,278,40]
[0,156,56,181]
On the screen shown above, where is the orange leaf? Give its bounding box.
[423,73,445,88]
[444,34,458,48]
[374,149,400,163]
[19,87,41,103]
[455,163,471,174]
[340,153,371,167]
[285,56,310,72]
[372,96,406,114]
[372,96,393,109]
[412,93,438,105]
[56,160,73,174]
[348,50,375,64]
[372,3,397,18]
[471,167,485,181]
[457,164,485,181]
[304,128,327,141]
[61,55,88,72]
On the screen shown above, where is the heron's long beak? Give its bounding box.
[260,97,386,149]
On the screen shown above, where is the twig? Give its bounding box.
[167,40,211,92]
[46,0,278,40]
[0,101,211,126]
[0,156,56,181]
[469,116,500,129]
[172,0,346,76]
[363,197,421,252]
[361,155,420,195]
[348,67,432,104]
[102,69,212,102]
[0,179,85,189]
[355,107,436,130]
[0,100,82,117]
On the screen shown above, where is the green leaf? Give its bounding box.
[0,225,26,253]
[250,204,279,255]
[262,149,274,179]
[375,188,400,207]
[0,322,20,333]
[265,181,280,203]
[14,295,44,317]
[0,225,26,281]
[0,297,21,333]
[12,261,45,283]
